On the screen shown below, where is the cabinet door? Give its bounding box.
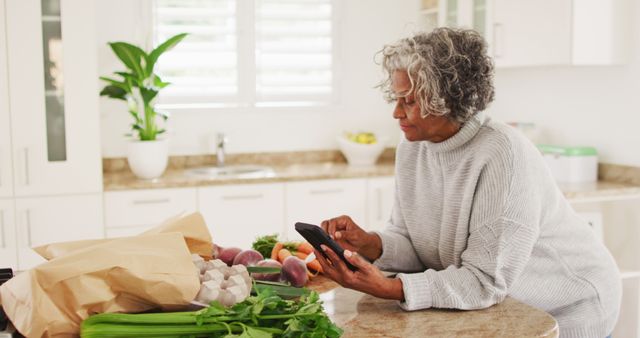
[0,0,13,198]
[6,0,101,197]
[366,177,395,232]
[492,0,571,67]
[104,188,197,228]
[15,193,104,270]
[285,179,367,241]
[198,183,284,250]
[0,198,17,269]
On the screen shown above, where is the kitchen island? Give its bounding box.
[307,276,559,338]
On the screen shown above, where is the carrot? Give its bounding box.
[296,242,314,255]
[307,259,323,274]
[271,242,283,260]
[294,251,308,260]
[277,248,292,263]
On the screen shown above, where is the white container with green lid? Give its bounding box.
[537,144,598,183]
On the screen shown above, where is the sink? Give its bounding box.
[185,165,276,179]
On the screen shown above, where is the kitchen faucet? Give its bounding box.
[216,133,228,167]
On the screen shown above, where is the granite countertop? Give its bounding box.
[103,161,396,191]
[306,276,559,338]
[103,152,640,202]
[103,150,396,191]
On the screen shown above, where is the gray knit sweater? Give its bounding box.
[373,113,621,338]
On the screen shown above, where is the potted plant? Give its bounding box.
[99,33,187,179]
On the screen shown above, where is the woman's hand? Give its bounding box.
[321,215,382,261]
[314,245,404,301]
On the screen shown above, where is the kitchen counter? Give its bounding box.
[103,152,640,202]
[103,159,640,204]
[103,161,396,191]
[306,276,559,338]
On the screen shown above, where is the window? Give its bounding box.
[153,0,335,109]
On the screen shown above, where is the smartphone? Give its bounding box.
[294,222,358,271]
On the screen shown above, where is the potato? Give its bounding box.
[232,249,263,267]
[251,259,282,282]
[281,256,308,287]
[218,247,242,266]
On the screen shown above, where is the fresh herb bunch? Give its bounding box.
[99,33,187,141]
[252,234,298,259]
[80,286,342,338]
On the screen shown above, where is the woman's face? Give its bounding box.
[391,70,460,142]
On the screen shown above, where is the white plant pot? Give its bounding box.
[126,139,169,180]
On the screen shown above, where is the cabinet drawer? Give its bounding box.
[367,176,395,232]
[285,178,367,240]
[15,194,103,271]
[104,188,197,228]
[0,198,17,270]
[198,183,284,249]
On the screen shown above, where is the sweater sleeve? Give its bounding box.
[372,182,426,273]
[396,140,543,311]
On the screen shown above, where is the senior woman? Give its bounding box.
[314,28,621,338]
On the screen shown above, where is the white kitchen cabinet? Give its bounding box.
[285,178,367,241]
[492,0,629,67]
[198,183,284,249]
[420,0,493,45]
[421,0,630,67]
[15,194,103,270]
[0,198,17,269]
[0,0,13,199]
[4,0,102,197]
[104,188,197,229]
[571,197,640,337]
[366,176,395,232]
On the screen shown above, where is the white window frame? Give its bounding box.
[147,0,343,113]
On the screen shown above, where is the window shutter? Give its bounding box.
[154,0,238,105]
[153,0,334,108]
[255,0,333,106]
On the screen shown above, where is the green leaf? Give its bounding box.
[115,71,141,87]
[147,33,188,74]
[153,74,171,89]
[108,42,147,78]
[139,87,159,105]
[240,326,273,338]
[100,76,131,95]
[99,85,127,100]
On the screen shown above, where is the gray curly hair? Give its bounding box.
[377,27,495,123]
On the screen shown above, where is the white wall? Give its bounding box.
[97,0,419,158]
[488,1,640,167]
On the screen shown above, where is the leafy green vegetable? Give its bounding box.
[80,286,341,338]
[252,234,299,259]
[252,280,310,299]
[246,266,282,274]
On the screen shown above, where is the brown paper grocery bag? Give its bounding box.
[0,232,200,338]
[34,212,213,260]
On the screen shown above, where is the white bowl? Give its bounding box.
[337,136,388,166]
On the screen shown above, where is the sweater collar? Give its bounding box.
[425,112,486,153]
